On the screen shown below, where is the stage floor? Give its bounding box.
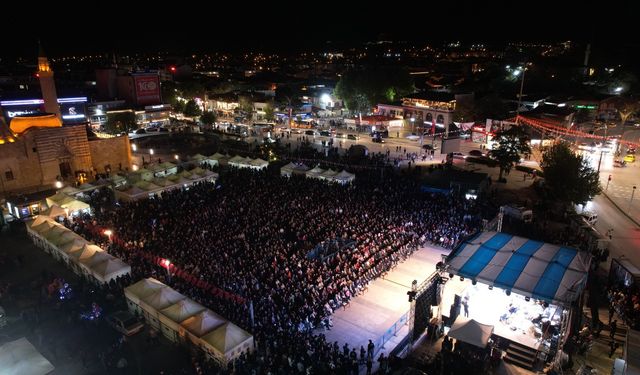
[314,244,449,354]
[442,278,563,350]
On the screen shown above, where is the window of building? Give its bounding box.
[5,169,14,181]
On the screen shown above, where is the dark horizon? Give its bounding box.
[1,0,638,59]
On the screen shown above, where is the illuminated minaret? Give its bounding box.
[37,42,61,119]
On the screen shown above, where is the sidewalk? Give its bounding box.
[602,188,640,227]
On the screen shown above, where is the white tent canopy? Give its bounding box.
[280,162,310,177]
[139,287,186,318]
[26,216,130,284]
[181,310,227,338]
[91,258,131,284]
[448,317,494,348]
[333,170,356,184]
[42,204,67,218]
[123,278,254,366]
[124,278,166,313]
[0,338,54,375]
[200,322,254,363]
[306,166,325,179]
[160,299,206,327]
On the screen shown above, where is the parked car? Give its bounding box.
[450,152,466,159]
[614,159,627,168]
[106,311,144,336]
[371,130,389,138]
[134,128,146,134]
[406,133,420,141]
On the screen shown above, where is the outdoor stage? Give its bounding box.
[314,244,450,354]
[442,277,563,350]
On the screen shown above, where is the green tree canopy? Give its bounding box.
[264,102,275,121]
[200,110,216,125]
[173,100,185,113]
[104,111,137,134]
[334,66,414,113]
[183,99,202,117]
[541,142,601,206]
[489,126,531,180]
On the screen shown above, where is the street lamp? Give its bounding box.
[630,185,637,211]
[513,64,529,119]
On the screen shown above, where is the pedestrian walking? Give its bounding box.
[360,346,366,365]
[609,341,620,358]
[462,297,469,317]
[610,320,617,339]
[609,305,615,324]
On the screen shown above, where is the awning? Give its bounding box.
[446,231,591,306]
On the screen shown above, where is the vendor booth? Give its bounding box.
[124,278,166,315]
[139,287,186,328]
[180,310,227,345]
[280,162,310,177]
[125,278,254,367]
[199,322,254,365]
[159,299,206,342]
[442,231,591,370]
[26,216,131,284]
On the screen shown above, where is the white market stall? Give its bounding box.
[306,166,325,180]
[158,299,206,342]
[280,162,310,177]
[124,278,166,315]
[180,310,227,345]
[124,278,254,367]
[138,287,186,328]
[333,170,356,185]
[91,258,132,284]
[199,322,254,365]
[26,216,130,284]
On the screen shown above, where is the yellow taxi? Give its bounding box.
[624,154,636,163]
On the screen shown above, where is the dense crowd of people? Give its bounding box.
[69,166,482,373]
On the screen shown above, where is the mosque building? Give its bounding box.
[0,46,132,207]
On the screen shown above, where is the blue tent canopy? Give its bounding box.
[446,231,591,306]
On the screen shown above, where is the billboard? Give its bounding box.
[1,97,87,124]
[133,74,161,106]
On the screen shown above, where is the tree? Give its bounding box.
[200,110,216,125]
[264,102,275,122]
[614,98,640,128]
[183,99,202,117]
[173,100,185,113]
[541,142,601,206]
[104,111,137,134]
[488,126,531,181]
[238,96,254,120]
[334,66,414,114]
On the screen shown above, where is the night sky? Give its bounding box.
[1,1,637,58]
